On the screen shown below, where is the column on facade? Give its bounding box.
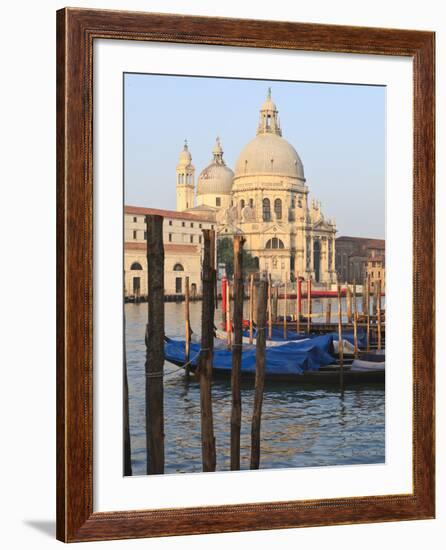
[285,193,291,223]
[297,224,305,278]
[258,189,264,222]
[304,227,310,276]
[309,231,314,279]
[325,237,331,283]
[319,237,326,282]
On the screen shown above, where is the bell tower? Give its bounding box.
[257,88,282,136]
[176,139,195,211]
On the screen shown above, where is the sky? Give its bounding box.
[124,73,385,239]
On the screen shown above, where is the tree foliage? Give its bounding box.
[217,237,258,279]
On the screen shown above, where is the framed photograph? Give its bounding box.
[56,8,435,542]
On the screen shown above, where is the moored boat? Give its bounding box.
[164,335,385,384]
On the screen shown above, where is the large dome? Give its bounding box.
[234,133,305,180]
[197,137,234,195]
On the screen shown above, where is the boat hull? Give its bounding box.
[166,359,384,384]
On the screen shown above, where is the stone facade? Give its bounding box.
[124,206,215,298]
[335,236,385,284]
[366,253,386,293]
[179,89,338,285]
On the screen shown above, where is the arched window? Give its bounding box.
[265,238,285,249]
[274,198,282,220]
[263,198,271,221]
[249,198,254,208]
[130,262,143,270]
[173,263,184,271]
[240,199,245,210]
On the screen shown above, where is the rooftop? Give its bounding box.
[125,205,215,222]
[336,235,385,249]
[125,242,200,254]
[368,255,385,263]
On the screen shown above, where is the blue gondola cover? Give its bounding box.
[165,334,335,375]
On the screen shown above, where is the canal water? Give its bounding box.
[125,300,385,475]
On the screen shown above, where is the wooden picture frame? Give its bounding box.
[56,7,435,542]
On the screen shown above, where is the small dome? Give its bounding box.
[197,163,234,195]
[197,138,234,195]
[261,98,277,112]
[177,139,192,167]
[234,133,305,180]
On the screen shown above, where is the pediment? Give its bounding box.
[313,218,333,231]
[217,223,243,236]
[263,223,287,235]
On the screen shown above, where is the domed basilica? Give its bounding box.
[176,90,337,285]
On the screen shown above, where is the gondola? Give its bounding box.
[164,334,385,385]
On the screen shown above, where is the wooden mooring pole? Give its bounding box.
[337,283,344,392]
[211,239,218,321]
[272,286,278,322]
[306,277,311,334]
[250,275,268,470]
[366,274,371,352]
[353,279,358,358]
[353,279,357,315]
[296,274,301,334]
[226,280,232,348]
[213,237,219,311]
[145,214,165,475]
[325,300,331,324]
[184,276,191,379]
[346,283,352,324]
[377,279,382,351]
[283,274,288,339]
[230,236,245,470]
[362,275,367,313]
[373,281,378,316]
[268,273,273,340]
[198,229,217,472]
[249,274,254,345]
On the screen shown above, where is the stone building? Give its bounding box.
[124,206,215,298]
[335,236,385,284]
[178,89,338,285]
[366,252,386,293]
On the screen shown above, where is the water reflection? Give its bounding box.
[126,302,385,475]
